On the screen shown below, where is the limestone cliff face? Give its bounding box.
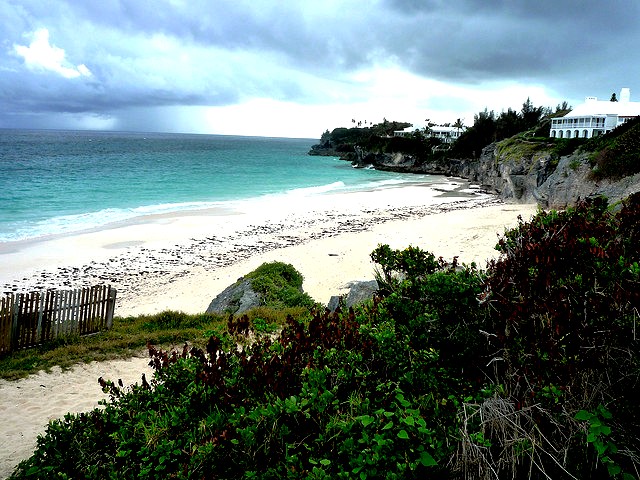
[349,146,456,174]
[347,142,640,208]
[536,154,640,209]
[448,143,556,204]
[451,146,640,208]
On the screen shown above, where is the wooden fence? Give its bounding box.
[0,285,117,354]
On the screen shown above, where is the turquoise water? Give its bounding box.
[0,129,436,242]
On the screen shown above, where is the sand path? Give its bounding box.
[0,356,153,478]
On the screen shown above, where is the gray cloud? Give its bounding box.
[1,0,638,132]
[380,0,640,89]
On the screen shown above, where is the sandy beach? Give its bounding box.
[0,178,538,316]
[0,178,539,478]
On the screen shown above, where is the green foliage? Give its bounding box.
[452,99,548,158]
[245,261,316,310]
[363,134,434,158]
[0,308,307,380]
[551,136,587,158]
[310,120,444,164]
[488,195,639,385]
[575,405,629,478]
[481,194,640,477]
[587,117,640,180]
[495,135,555,161]
[11,305,452,478]
[452,108,497,158]
[310,120,412,154]
[141,310,213,331]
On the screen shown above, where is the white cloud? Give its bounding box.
[13,28,92,79]
[77,64,92,77]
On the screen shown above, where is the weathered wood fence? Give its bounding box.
[0,285,117,354]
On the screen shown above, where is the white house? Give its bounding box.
[429,125,466,144]
[393,124,466,144]
[393,125,423,137]
[550,88,640,139]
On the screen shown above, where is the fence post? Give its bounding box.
[10,293,20,351]
[36,292,45,344]
[105,287,117,330]
[1,294,15,353]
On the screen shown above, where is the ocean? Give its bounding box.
[0,129,438,243]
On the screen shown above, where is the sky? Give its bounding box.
[1,1,639,139]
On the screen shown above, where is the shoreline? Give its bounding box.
[0,179,537,316]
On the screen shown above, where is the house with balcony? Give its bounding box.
[429,125,466,143]
[394,124,466,144]
[550,88,640,139]
[393,125,422,137]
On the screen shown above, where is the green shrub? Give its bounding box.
[245,261,316,310]
[480,194,640,477]
[587,117,640,180]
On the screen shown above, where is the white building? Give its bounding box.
[550,88,640,139]
[429,125,466,144]
[393,125,466,144]
[393,125,423,137]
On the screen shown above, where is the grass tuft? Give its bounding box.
[0,307,308,381]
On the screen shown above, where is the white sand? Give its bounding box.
[0,357,153,479]
[0,178,538,316]
[0,178,539,478]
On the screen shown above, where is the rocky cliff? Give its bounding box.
[346,141,640,209]
[535,153,640,208]
[445,142,557,204]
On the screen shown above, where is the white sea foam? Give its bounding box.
[1,175,447,243]
[285,181,347,196]
[0,201,230,242]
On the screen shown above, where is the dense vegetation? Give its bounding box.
[10,194,640,479]
[245,261,316,310]
[316,119,411,149]
[310,99,573,170]
[450,98,548,159]
[585,116,640,180]
[310,119,442,162]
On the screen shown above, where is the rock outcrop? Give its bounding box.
[348,147,450,174]
[327,280,379,312]
[449,143,557,204]
[536,154,640,209]
[206,278,260,315]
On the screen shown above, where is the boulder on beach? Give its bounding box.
[206,279,260,315]
[328,279,379,312]
[206,261,315,315]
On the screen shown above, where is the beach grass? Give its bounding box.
[0,307,309,381]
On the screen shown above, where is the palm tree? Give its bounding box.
[453,118,465,136]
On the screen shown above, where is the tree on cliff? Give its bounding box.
[520,97,545,129]
[451,108,497,158]
[453,118,464,134]
[451,98,548,158]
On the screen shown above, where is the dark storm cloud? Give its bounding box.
[1,0,638,130]
[381,0,640,89]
